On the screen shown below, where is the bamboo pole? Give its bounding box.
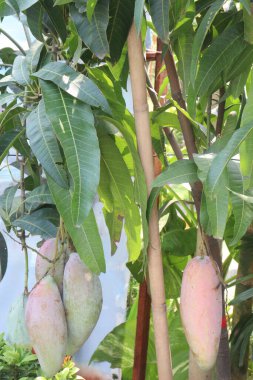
[128,24,173,380]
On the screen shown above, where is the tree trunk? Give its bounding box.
[128,24,173,380]
[231,231,253,380]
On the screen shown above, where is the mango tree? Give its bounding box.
[0,0,253,379]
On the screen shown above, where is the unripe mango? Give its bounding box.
[63,253,102,355]
[25,275,67,377]
[35,238,64,292]
[180,256,222,370]
[7,294,31,348]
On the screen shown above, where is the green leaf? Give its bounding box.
[243,4,253,44]
[103,205,123,255]
[174,20,193,96]
[107,0,134,63]
[0,130,25,165]
[34,61,110,113]
[54,0,72,4]
[148,160,198,221]
[206,124,253,195]
[18,0,38,11]
[149,0,170,43]
[0,185,18,215]
[154,159,198,187]
[230,287,253,305]
[134,0,144,34]
[205,171,229,239]
[25,184,54,212]
[227,161,253,245]
[41,80,100,226]
[0,93,16,107]
[240,77,253,189]
[40,0,67,42]
[194,23,246,98]
[25,40,44,74]
[190,0,224,84]
[26,100,68,188]
[97,115,148,257]
[12,56,31,86]
[0,0,16,16]
[13,212,57,239]
[162,227,197,256]
[71,0,109,59]
[47,176,105,274]
[87,0,98,21]
[25,2,44,41]
[99,135,142,261]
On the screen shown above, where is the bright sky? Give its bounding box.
[0,16,29,50]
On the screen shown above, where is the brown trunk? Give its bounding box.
[231,231,253,380]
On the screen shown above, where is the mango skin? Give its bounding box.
[180,256,222,370]
[35,238,64,293]
[7,294,31,348]
[63,253,103,355]
[25,275,67,377]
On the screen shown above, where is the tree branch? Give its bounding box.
[0,28,26,55]
[145,68,183,160]
[164,48,197,159]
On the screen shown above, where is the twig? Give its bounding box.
[145,67,183,160]
[0,28,26,55]
[4,231,58,263]
[164,48,198,159]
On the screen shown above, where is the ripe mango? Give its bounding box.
[35,238,64,292]
[180,256,222,370]
[25,275,67,377]
[63,253,102,355]
[7,294,31,348]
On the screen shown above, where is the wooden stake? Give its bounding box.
[128,24,173,380]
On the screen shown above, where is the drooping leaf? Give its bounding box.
[243,3,253,44]
[34,61,110,113]
[194,23,246,98]
[149,0,170,43]
[71,0,109,59]
[0,130,25,165]
[227,161,253,245]
[13,212,57,239]
[0,93,16,107]
[174,20,194,96]
[107,0,134,63]
[230,288,253,305]
[148,160,198,220]
[25,40,44,74]
[240,77,253,189]
[190,0,224,84]
[39,0,67,42]
[18,0,38,11]
[103,204,123,255]
[26,100,68,188]
[12,56,31,86]
[97,115,148,257]
[25,183,54,212]
[47,176,105,274]
[134,0,145,34]
[25,2,44,41]
[205,171,229,239]
[206,124,253,195]
[99,135,142,261]
[162,227,197,256]
[41,80,100,226]
[0,185,18,215]
[86,0,98,21]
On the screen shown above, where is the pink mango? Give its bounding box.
[25,275,67,377]
[35,238,64,292]
[63,253,102,355]
[180,256,222,370]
